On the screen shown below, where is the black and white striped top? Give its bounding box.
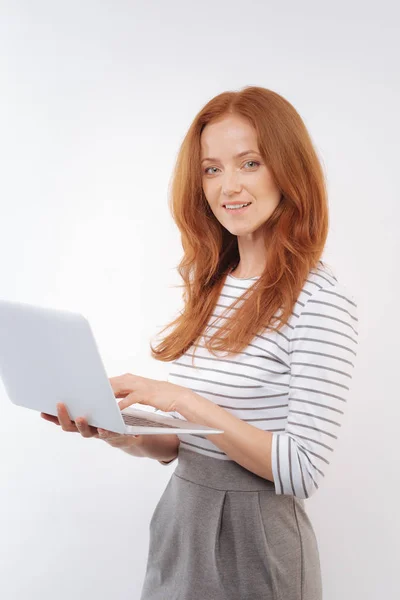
[156,260,359,499]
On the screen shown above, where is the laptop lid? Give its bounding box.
[0,299,130,433]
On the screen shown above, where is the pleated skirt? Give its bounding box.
[140,446,322,600]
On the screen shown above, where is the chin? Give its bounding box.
[223,223,253,235]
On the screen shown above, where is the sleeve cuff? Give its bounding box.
[158,457,177,466]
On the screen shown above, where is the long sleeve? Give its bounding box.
[271,283,359,498]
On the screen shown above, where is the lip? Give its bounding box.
[223,203,251,215]
[221,201,252,207]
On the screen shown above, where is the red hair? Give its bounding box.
[150,86,329,364]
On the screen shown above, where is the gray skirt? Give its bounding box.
[140,446,322,600]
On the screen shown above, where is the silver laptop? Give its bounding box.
[0,299,224,436]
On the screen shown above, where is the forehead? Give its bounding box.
[200,115,258,157]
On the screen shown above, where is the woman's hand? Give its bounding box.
[40,403,142,451]
[109,373,185,412]
[40,372,187,449]
[40,403,100,437]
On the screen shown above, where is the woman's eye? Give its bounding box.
[204,161,260,175]
[204,166,218,175]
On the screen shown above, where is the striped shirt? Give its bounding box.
[155,260,358,499]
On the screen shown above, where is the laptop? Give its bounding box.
[0,299,224,436]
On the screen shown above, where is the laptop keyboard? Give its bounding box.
[122,413,178,428]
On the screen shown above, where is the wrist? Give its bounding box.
[116,436,146,458]
[173,387,210,425]
[173,386,195,415]
[138,433,180,462]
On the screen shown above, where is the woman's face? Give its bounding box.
[200,114,281,236]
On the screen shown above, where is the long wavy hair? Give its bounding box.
[150,86,329,365]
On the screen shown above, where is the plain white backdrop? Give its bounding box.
[0,1,398,598]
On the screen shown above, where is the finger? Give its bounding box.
[56,403,78,432]
[40,413,61,426]
[108,375,130,398]
[117,394,138,411]
[97,429,129,445]
[97,428,119,440]
[75,418,99,438]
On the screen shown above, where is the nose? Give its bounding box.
[222,169,242,196]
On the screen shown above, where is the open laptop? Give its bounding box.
[0,299,224,436]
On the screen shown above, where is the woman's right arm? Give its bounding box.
[40,403,180,463]
[137,433,180,463]
[92,428,180,463]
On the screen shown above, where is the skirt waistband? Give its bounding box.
[174,446,277,492]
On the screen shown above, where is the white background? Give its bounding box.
[0,1,398,598]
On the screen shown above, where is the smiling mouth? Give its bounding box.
[223,202,252,213]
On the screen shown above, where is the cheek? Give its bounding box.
[202,180,214,197]
[255,172,275,191]
[256,176,281,204]
[202,185,218,209]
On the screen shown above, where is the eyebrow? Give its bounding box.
[200,150,261,164]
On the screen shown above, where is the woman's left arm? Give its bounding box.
[174,282,359,496]
[113,373,274,480]
[174,389,274,482]
[114,280,358,495]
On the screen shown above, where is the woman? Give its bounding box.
[42,86,358,599]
